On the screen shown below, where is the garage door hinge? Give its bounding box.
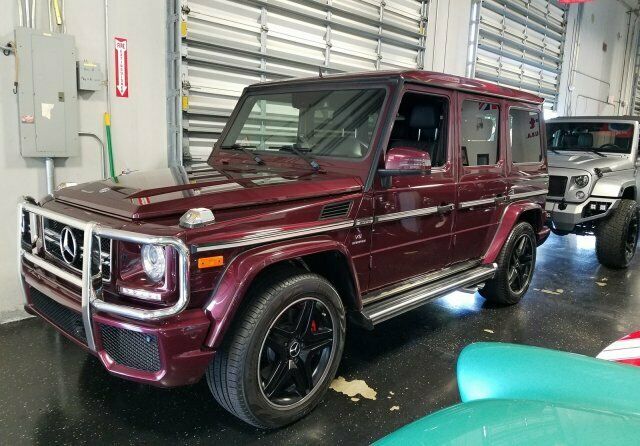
[181,5,191,14]
[182,80,191,90]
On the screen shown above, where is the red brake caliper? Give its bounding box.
[310,320,317,333]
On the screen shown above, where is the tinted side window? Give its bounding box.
[461,100,500,167]
[510,109,542,163]
[388,92,449,167]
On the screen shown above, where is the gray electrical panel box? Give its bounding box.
[15,27,79,158]
[77,61,104,91]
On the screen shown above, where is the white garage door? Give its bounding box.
[633,45,640,115]
[179,0,429,161]
[469,0,568,110]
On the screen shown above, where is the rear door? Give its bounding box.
[451,95,508,263]
[507,105,547,200]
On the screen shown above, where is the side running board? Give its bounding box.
[358,264,497,329]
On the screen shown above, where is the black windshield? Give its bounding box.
[546,122,634,154]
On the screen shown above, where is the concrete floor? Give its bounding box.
[2,233,639,445]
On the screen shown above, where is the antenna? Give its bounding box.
[318,67,323,78]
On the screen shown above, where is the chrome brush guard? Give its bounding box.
[17,198,190,351]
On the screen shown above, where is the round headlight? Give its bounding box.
[141,244,166,282]
[576,191,586,200]
[574,175,590,188]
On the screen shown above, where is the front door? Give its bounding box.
[452,95,508,263]
[369,89,456,290]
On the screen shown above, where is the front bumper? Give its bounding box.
[545,197,620,232]
[18,200,214,387]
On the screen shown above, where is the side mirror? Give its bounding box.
[378,147,431,187]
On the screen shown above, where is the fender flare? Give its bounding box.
[591,175,636,199]
[202,235,358,348]
[483,201,545,264]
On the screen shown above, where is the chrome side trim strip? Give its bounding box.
[509,189,549,200]
[458,198,496,209]
[354,217,374,227]
[196,220,355,252]
[375,206,439,223]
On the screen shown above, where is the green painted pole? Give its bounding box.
[104,113,116,179]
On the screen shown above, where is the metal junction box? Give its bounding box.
[77,61,104,91]
[15,27,79,158]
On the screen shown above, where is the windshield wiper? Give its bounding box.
[220,144,265,165]
[587,149,606,158]
[278,144,321,171]
[547,146,560,154]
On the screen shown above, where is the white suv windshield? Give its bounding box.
[220,88,386,159]
[547,122,634,154]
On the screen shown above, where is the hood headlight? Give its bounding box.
[573,175,590,188]
[141,244,166,282]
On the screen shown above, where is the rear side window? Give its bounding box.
[460,100,500,167]
[510,109,542,163]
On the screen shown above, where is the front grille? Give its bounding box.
[30,287,86,343]
[43,218,112,281]
[99,324,161,372]
[548,176,568,197]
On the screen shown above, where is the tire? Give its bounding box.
[595,199,639,269]
[206,270,346,429]
[480,222,537,305]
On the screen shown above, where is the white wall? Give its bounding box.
[558,0,640,116]
[0,0,167,322]
[424,0,472,76]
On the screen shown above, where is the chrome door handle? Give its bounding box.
[494,195,508,204]
[437,204,455,214]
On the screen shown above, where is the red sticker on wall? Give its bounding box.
[114,37,129,98]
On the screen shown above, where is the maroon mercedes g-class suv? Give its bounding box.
[18,70,549,428]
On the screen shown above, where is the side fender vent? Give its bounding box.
[320,201,352,220]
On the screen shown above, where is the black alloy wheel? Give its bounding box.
[596,199,639,269]
[479,221,536,305]
[625,212,639,262]
[258,297,336,407]
[507,234,535,295]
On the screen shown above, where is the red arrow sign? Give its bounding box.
[114,37,129,98]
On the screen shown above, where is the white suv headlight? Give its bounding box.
[574,175,590,188]
[141,244,166,282]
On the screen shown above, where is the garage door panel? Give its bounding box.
[180,0,429,161]
[470,0,567,110]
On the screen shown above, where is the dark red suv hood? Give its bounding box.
[53,165,363,220]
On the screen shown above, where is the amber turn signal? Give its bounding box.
[198,256,224,269]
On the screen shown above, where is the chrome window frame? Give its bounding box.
[17,199,190,352]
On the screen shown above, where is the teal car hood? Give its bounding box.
[376,343,640,445]
[375,399,640,445]
[374,400,640,446]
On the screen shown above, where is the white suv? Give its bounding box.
[546,116,640,268]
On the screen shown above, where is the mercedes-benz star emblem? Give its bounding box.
[59,227,78,265]
[288,340,301,358]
